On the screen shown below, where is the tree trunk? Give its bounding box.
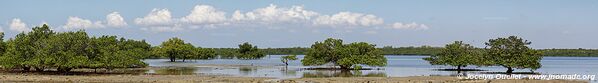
[506,67,513,75]
[284,62,289,69]
[169,56,176,62]
[57,67,72,73]
[35,67,44,72]
[457,65,462,73]
[22,66,30,71]
[339,65,350,70]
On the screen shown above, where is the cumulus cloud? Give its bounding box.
[231,4,319,24]
[135,8,174,26]
[181,5,227,25]
[131,4,429,32]
[62,16,105,30]
[106,12,128,27]
[9,18,30,32]
[390,22,429,30]
[313,12,384,27]
[61,12,130,30]
[140,24,184,32]
[134,8,180,32]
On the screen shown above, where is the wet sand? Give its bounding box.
[279,76,588,83]
[0,74,587,83]
[0,64,589,83]
[0,74,269,83]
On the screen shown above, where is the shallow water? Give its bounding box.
[142,55,598,79]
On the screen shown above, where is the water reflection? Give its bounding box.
[151,67,198,75]
[302,70,387,78]
[281,69,298,76]
[141,55,598,78]
[239,67,257,75]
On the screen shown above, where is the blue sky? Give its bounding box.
[1,0,597,48]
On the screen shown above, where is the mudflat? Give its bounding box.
[0,74,588,83]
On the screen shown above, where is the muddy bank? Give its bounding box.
[0,74,587,83]
[278,76,588,83]
[0,74,269,83]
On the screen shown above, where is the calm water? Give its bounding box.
[142,55,598,79]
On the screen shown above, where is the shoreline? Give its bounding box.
[0,74,587,83]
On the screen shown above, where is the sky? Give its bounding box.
[0,0,597,48]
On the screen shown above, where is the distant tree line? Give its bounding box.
[212,47,598,57]
[210,46,443,56]
[539,49,598,57]
[205,43,266,59]
[379,46,443,55]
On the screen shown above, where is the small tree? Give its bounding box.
[423,41,485,73]
[281,55,298,68]
[237,42,265,59]
[157,37,194,62]
[484,36,542,74]
[154,38,215,62]
[302,38,386,69]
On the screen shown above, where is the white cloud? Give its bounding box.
[62,16,105,30]
[62,12,129,30]
[231,4,319,24]
[106,12,128,27]
[231,10,245,21]
[9,18,30,32]
[135,8,174,26]
[313,12,384,27]
[135,8,181,32]
[132,4,428,32]
[181,5,227,25]
[390,22,429,30]
[140,24,184,32]
[0,26,4,32]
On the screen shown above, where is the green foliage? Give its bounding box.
[281,55,298,66]
[45,31,90,71]
[484,36,543,74]
[302,38,387,69]
[153,37,216,62]
[423,41,487,70]
[237,42,265,59]
[194,48,217,59]
[262,47,308,55]
[211,46,442,56]
[1,24,55,71]
[87,36,151,70]
[217,47,598,57]
[0,32,6,56]
[380,46,443,55]
[540,49,598,57]
[212,48,238,59]
[0,24,150,72]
